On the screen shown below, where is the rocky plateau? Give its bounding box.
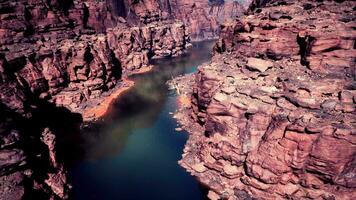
[174,0,356,199]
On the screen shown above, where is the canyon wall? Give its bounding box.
[0,0,191,198]
[176,0,356,199]
[112,0,247,40]
[0,0,325,199]
[169,0,246,41]
[0,0,191,113]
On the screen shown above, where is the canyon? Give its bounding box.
[0,0,245,199]
[0,0,247,118]
[0,0,355,200]
[174,0,356,199]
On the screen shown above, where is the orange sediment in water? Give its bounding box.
[82,79,134,121]
[82,66,154,121]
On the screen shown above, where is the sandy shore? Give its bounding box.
[82,65,154,121]
[82,79,135,121]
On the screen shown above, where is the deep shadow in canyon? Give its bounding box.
[66,41,214,200]
[0,0,244,199]
[2,0,354,199]
[0,99,83,199]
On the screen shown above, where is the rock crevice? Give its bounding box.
[0,0,193,198]
[175,0,356,199]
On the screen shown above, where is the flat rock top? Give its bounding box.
[176,0,356,199]
[246,57,273,72]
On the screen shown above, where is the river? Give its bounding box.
[69,41,215,200]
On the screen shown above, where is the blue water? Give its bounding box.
[69,41,215,200]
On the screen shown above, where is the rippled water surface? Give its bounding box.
[69,41,215,200]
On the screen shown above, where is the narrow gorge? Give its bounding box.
[0,0,355,200]
[0,0,243,199]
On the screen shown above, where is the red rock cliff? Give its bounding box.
[0,0,191,198]
[175,0,356,199]
[111,0,247,40]
[170,0,246,41]
[0,0,192,113]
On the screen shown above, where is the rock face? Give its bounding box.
[0,0,193,113]
[0,105,73,199]
[0,0,192,198]
[0,0,248,199]
[169,0,246,40]
[112,0,247,40]
[107,21,190,72]
[175,0,356,199]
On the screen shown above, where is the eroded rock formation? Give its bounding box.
[0,0,192,198]
[0,103,75,199]
[169,0,246,40]
[175,0,356,199]
[0,0,193,113]
[112,0,248,40]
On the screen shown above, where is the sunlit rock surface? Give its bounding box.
[175,0,356,199]
[0,0,191,198]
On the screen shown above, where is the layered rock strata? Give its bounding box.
[0,0,191,198]
[169,0,246,41]
[0,0,191,113]
[113,0,247,41]
[175,0,356,199]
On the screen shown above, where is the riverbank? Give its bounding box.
[82,65,155,121]
[70,41,216,200]
[82,79,135,121]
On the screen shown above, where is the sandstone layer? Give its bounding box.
[114,0,248,40]
[169,0,246,41]
[175,0,356,199]
[0,0,192,114]
[0,0,192,198]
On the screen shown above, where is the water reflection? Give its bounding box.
[70,41,215,200]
